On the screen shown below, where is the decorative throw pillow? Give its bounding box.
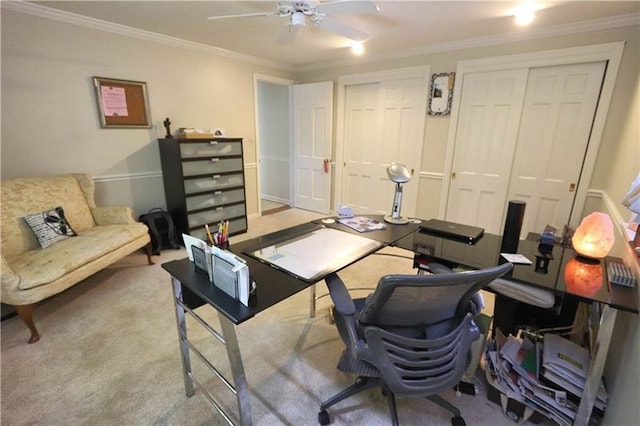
[24,206,77,248]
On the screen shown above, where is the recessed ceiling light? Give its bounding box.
[352,42,364,56]
[514,1,537,26]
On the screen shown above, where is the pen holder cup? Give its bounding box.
[215,241,230,251]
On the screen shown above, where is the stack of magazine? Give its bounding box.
[542,334,607,413]
[484,330,606,425]
[337,216,386,232]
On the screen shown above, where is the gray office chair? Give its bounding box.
[319,262,513,426]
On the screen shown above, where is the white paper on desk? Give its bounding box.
[500,253,532,264]
[252,227,382,281]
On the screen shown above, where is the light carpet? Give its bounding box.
[1,209,541,425]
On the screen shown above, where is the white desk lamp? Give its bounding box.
[384,163,412,225]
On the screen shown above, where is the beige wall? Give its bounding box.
[2,8,639,424]
[1,10,295,218]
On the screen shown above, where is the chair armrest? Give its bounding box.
[1,254,21,293]
[91,207,136,225]
[325,273,356,315]
[325,273,368,357]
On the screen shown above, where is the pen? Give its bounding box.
[205,224,214,245]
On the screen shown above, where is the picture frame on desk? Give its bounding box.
[92,76,151,128]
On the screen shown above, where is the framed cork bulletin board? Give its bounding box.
[92,76,151,128]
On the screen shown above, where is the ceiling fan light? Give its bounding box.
[291,11,305,26]
[351,42,364,55]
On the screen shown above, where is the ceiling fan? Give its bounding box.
[207,1,379,44]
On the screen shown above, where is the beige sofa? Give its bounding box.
[1,174,152,343]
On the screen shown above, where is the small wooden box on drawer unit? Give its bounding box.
[158,137,248,241]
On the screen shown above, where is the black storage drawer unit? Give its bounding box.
[158,137,248,240]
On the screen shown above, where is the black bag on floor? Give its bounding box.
[138,208,180,255]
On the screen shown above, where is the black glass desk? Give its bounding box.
[395,229,639,425]
[163,219,637,426]
[162,219,422,425]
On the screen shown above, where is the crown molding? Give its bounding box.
[297,12,640,72]
[1,1,294,72]
[3,2,638,74]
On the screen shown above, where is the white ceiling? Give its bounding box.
[25,1,640,70]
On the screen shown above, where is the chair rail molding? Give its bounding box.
[93,171,162,183]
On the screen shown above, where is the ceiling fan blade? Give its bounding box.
[316,1,379,16]
[206,12,274,20]
[316,18,370,42]
[276,25,300,45]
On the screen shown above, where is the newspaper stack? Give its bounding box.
[484,330,580,426]
[542,333,608,412]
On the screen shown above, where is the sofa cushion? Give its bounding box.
[24,206,77,249]
[1,175,96,260]
[10,223,149,290]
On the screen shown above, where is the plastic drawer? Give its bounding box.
[189,217,248,240]
[186,189,245,211]
[183,173,244,194]
[187,204,246,228]
[182,158,243,176]
[179,141,242,159]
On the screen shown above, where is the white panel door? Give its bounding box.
[342,83,382,213]
[293,81,333,214]
[342,77,427,216]
[507,62,606,235]
[445,69,529,234]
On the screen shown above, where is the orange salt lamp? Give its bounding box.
[564,258,603,297]
[571,212,615,259]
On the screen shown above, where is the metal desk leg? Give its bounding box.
[171,277,194,397]
[574,304,617,426]
[309,284,317,318]
[218,313,252,426]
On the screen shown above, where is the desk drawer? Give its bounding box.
[189,217,247,240]
[182,158,243,177]
[184,173,244,194]
[187,204,246,228]
[186,189,245,211]
[179,141,242,159]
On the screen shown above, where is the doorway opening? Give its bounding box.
[254,75,294,216]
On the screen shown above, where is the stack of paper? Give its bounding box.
[542,334,607,412]
[484,330,579,426]
[337,216,386,232]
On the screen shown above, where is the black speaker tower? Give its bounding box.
[500,200,526,253]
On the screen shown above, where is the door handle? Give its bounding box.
[569,183,576,192]
[323,159,330,174]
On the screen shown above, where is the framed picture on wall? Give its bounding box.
[428,72,455,116]
[92,76,151,128]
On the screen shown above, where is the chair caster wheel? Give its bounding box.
[451,415,466,426]
[318,410,330,425]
